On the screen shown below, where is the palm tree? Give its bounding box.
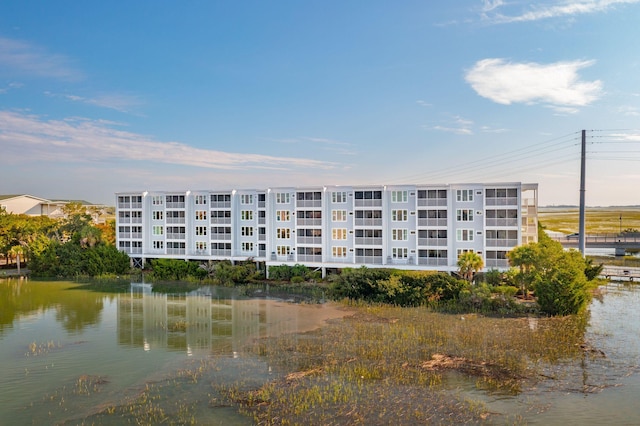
[9,245,25,275]
[457,251,484,283]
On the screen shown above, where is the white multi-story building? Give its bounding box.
[115,183,538,275]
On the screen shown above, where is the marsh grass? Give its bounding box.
[219,305,588,424]
[539,207,640,234]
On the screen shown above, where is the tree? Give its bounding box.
[457,251,484,283]
[507,243,541,298]
[8,245,25,275]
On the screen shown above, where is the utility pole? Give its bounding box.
[578,130,586,255]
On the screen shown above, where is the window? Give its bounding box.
[392,210,408,221]
[241,226,254,236]
[195,226,207,236]
[276,193,290,204]
[211,194,231,203]
[277,228,291,239]
[392,229,408,241]
[152,226,164,236]
[354,190,382,199]
[195,241,207,250]
[391,190,408,203]
[392,247,408,258]
[153,240,164,249]
[240,194,254,205]
[332,228,347,240]
[332,191,347,203]
[457,248,475,258]
[277,245,291,255]
[241,210,254,220]
[456,209,474,222]
[194,195,207,205]
[456,229,474,241]
[297,191,322,201]
[152,195,163,205]
[332,210,347,222]
[152,211,163,220]
[195,210,207,220]
[276,210,290,221]
[241,242,254,252]
[332,246,347,257]
[456,189,474,202]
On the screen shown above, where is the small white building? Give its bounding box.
[115,183,538,274]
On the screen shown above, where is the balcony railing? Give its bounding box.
[297,236,322,245]
[167,248,186,255]
[485,218,518,227]
[355,237,382,245]
[166,233,186,239]
[486,259,509,268]
[417,238,447,246]
[297,218,322,226]
[417,199,446,207]
[486,197,518,206]
[417,218,447,227]
[210,217,231,224]
[166,202,185,209]
[354,199,382,207]
[211,249,232,256]
[418,258,448,266]
[166,217,185,224]
[355,255,383,264]
[486,238,518,247]
[211,201,231,209]
[211,234,232,240]
[296,200,322,208]
[297,254,323,262]
[354,218,382,227]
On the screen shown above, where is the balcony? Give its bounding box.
[417,218,447,227]
[355,255,383,264]
[354,218,382,227]
[418,258,448,266]
[211,249,232,256]
[166,233,186,240]
[166,202,185,209]
[485,218,518,227]
[486,259,509,268]
[486,239,518,248]
[296,200,322,208]
[166,217,185,224]
[297,254,323,262]
[167,248,186,255]
[486,197,518,206]
[297,218,322,227]
[297,236,322,245]
[211,201,231,209]
[210,217,231,224]
[355,237,382,245]
[354,199,382,207]
[417,199,446,207]
[417,238,447,246]
[211,234,232,241]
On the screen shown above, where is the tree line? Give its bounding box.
[0,203,129,277]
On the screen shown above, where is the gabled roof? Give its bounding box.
[0,194,53,203]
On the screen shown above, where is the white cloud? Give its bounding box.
[465,58,602,111]
[0,110,339,171]
[44,91,144,113]
[0,37,82,80]
[416,100,433,107]
[483,0,640,24]
[424,116,474,135]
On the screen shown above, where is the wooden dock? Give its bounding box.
[600,266,640,281]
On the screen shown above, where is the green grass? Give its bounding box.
[539,207,640,234]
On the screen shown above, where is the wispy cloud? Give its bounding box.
[482,0,640,24]
[465,58,602,112]
[423,116,474,135]
[0,37,82,80]
[268,136,356,155]
[0,110,339,170]
[416,100,433,107]
[44,91,144,113]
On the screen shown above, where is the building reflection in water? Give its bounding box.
[117,283,298,356]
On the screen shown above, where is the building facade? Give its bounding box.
[115,183,538,274]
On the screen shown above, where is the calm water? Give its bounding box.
[0,279,638,425]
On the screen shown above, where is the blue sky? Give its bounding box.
[1,1,639,206]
